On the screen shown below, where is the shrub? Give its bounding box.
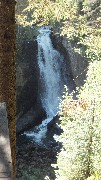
[53,61,101,180]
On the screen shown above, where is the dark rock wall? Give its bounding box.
[51,33,88,87]
[16,39,47,133]
[16,40,38,116]
[16,29,88,133]
[62,37,88,86]
[16,40,37,133]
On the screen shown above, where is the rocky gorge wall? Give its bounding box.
[16,39,46,134]
[16,40,38,116]
[51,32,88,87]
[16,28,88,134]
[62,37,88,87]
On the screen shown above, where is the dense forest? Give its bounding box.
[16,0,101,179]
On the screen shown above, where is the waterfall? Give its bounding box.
[37,26,64,118]
[24,26,66,144]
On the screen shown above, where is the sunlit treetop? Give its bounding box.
[16,0,101,61]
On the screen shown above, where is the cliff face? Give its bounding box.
[16,39,46,134]
[51,33,88,87]
[16,40,38,116]
[16,28,88,133]
[62,37,88,87]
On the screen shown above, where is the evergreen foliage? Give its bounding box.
[16,0,101,61]
[53,61,101,179]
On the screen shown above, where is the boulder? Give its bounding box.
[47,115,63,136]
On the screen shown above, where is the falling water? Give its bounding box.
[37,26,64,117]
[24,26,65,144]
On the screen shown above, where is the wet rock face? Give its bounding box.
[16,40,38,109]
[16,107,46,134]
[16,40,38,102]
[47,115,63,136]
[62,37,88,86]
[51,33,88,87]
[51,33,74,80]
[16,40,47,133]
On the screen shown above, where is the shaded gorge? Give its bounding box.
[21,26,75,145]
[16,26,78,179]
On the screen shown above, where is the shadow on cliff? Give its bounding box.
[16,27,47,134]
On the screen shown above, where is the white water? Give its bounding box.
[24,117,52,144]
[37,26,64,117]
[24,26,65,144]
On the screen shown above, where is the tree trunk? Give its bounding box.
[0,0,16,179]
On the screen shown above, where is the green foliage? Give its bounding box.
[83,0,101,21]
[53,61,101,180]
[16,0,101,62]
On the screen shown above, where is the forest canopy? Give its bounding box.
[16,0,101,61]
